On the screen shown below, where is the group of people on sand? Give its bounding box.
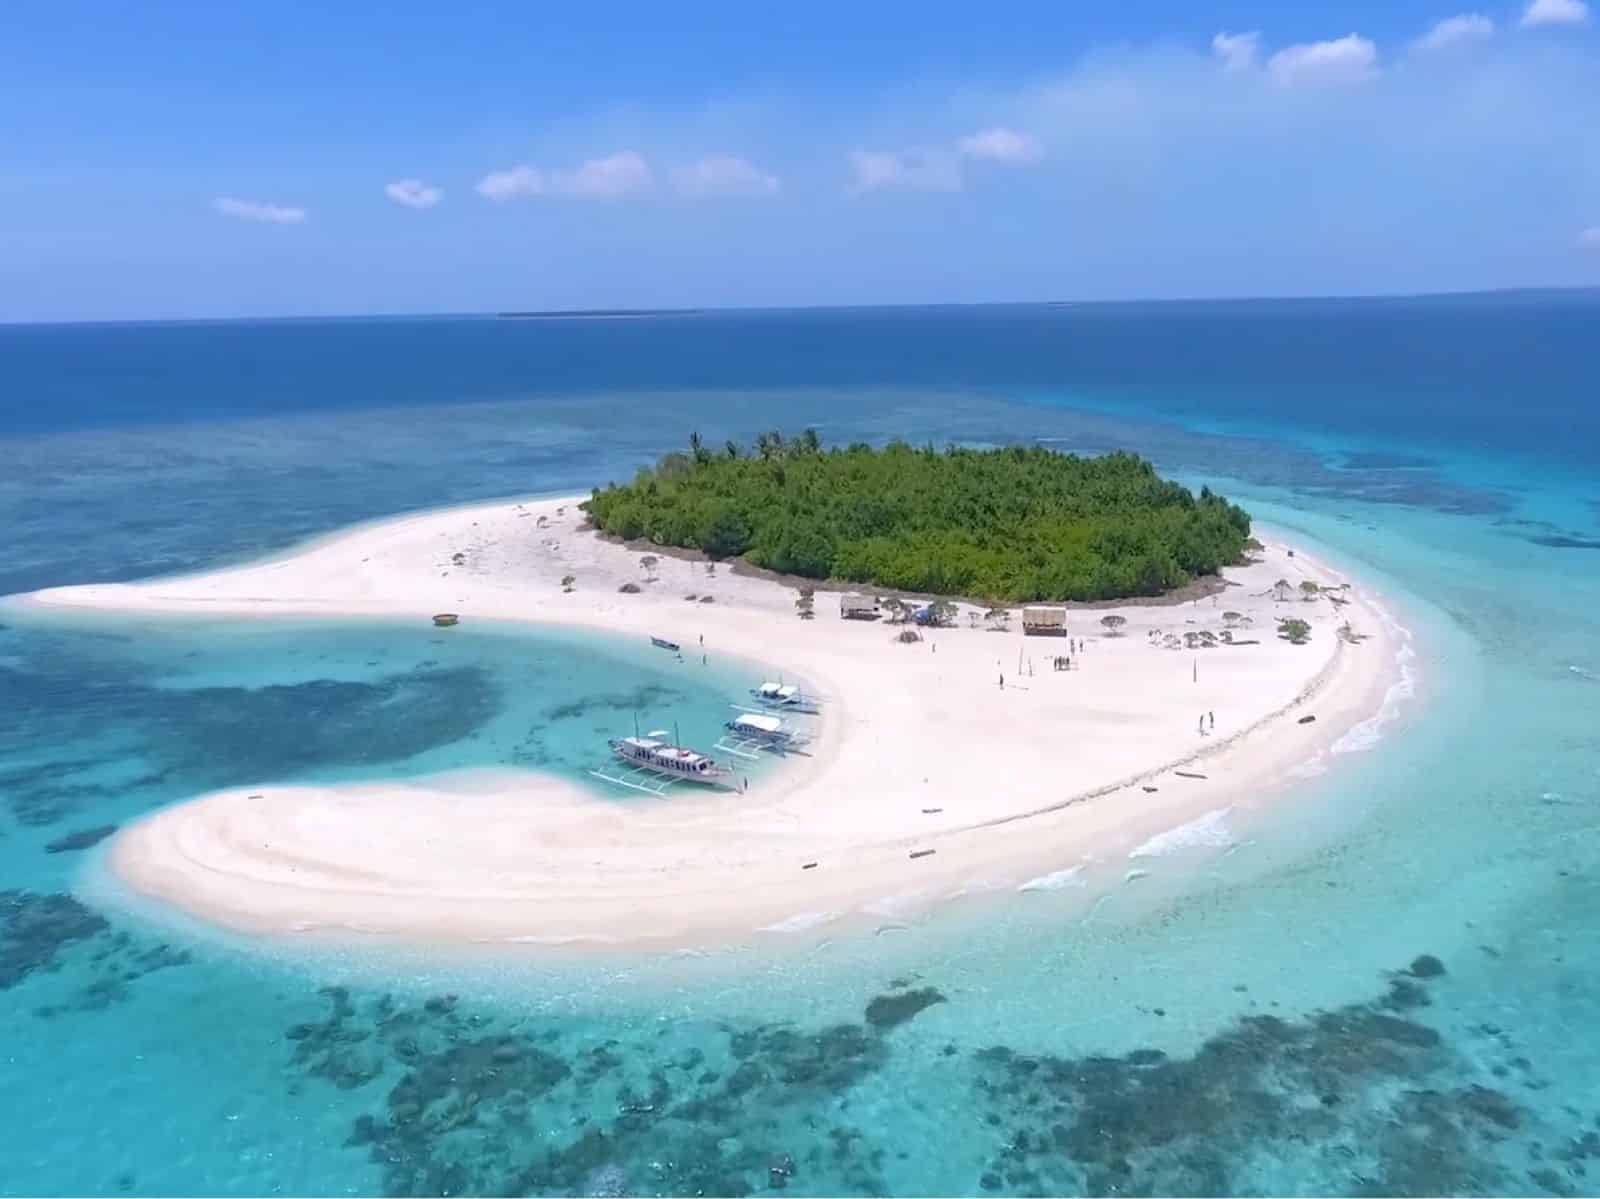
[996,636,1088,687]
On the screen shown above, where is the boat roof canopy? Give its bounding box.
[734,713,783,733]
[622,735,710,764]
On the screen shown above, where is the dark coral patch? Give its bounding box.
[865,986,946,1030]
[1,889,108,990]
[967,959,1523,1196]
[45,824,119,853]
[294,986,896,1197]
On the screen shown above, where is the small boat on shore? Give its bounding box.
[717,712,811,758]
[590,719,735,794]
[650,636,681,652]
[749,681,820,714]
[609,733,731,782]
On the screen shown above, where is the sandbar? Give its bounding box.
[22,494,1406,950]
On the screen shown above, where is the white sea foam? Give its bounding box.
[1285,752,1328,780]
[1571,665,1597,682]
[947,876,1009,899]
[860,890,932,919]
[1017,866,1086,893]
[1128,807,1234,859]
[1331,602,1417,756]
[758,910,838,934]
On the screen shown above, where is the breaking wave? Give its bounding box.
[1129,807,1235,859]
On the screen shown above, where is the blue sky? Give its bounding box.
[3,0,1598,321]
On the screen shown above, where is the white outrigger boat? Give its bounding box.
[590,722,735,795]
[715,712,811,760]
[748,680,821,714]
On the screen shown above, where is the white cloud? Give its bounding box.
[1521,0,1590,26]
[553,151,654,198]
[476,152,653,201]
[958,127,1043,164]
[384,179,442,209]
[476,166,545,201]
[672,154,780,197]
[1579,226,1600,248]
[847,149,962,194]
[213,196,305,224]
[1211,30,1262,72]
[1267,34,1379,86]
[1415,13,1496,50]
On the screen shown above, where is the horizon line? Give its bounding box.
[4,283,1598,330]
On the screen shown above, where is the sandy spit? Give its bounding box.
[22,495,1404,952]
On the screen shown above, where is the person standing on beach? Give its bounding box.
[1209,710,1215,731]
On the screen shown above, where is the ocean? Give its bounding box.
[1,296,1597,1196]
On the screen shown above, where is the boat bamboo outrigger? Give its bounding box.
[748,680,821,714]
[716,712,811,760]
[589,717,734,794]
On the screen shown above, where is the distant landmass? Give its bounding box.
[495,308,707,320]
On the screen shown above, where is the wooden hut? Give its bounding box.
[1021,605,1068,636]
[840,593,880,620]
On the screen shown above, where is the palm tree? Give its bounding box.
[561,574,576,593]
[1222,611,1243,628]
[795,594,815,620]
[1299,580,1320,602]
[1101,614,1128,636]
[689,431,711,465]
[1273,579,1292,602]
[640,555,660,583]
[800,427,821,454]
[724,439,740,460]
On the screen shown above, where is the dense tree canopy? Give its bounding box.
[583,433,1252,602]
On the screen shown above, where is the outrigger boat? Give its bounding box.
[650,636,681,652]
[748,680,821,714]
[716,712,811,759]
[590,718,734,794]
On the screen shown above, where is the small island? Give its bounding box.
[585,434,1253,601]
[20,456,1404,952]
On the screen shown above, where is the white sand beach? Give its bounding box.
[24,495,1404,950]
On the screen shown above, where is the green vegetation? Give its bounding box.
[583,433,1252,603]
[1277,618,1312,644]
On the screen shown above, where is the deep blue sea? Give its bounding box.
[2,296,1598,1196]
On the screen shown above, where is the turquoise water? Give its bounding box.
[1,301,1597,1195]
